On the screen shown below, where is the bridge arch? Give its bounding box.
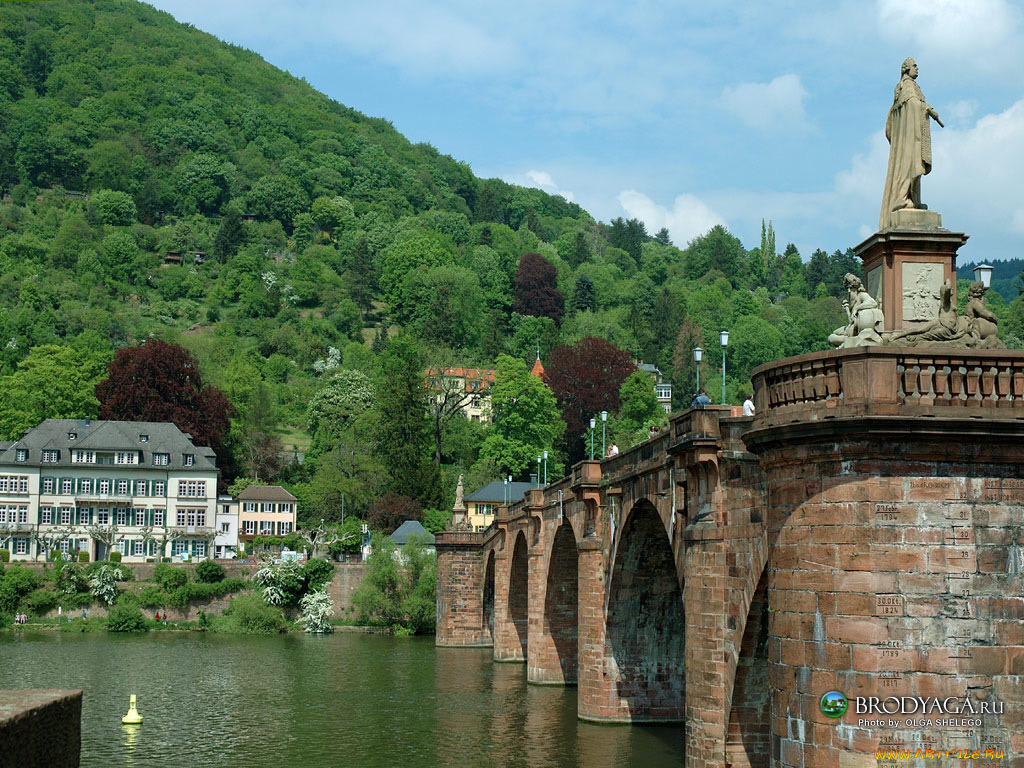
[483,549,495,644]
[507,531,529,660]
[605,498,686,720]
[538,521,579,684]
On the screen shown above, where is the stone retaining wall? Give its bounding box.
[0,690,81,768]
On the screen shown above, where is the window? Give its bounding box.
[153,453,169,466]
[183,454,194,467]
[60,478,73,494]
[16,506,26,524]
[220,522,230,533]
[42,477,54,494]
[59,539,71,554]
[0,475,29,493]
[80,479,92,494]
[14,538,27,555]
[0,506,6,523]
[116,452,137,465]
[477,503,493,516]
[0,477,7,493]
[133,540,144,556]
[73,451,94,463]
[78,508,90,525]
[115,510,127,526]
[60,508,72,525]
[279,522,292,535]
[193,541,206,557]
[260,521,273,534]
[15,449,26,462]
[68,432,77,441]
[135,480,147,496]
[17,477,27,493]
[243,502,257,513]
[172,540,188,555]
[41,507,52,524]
[97,509,110,525]
[262,502,275,513]
[153,509,164,526]
[41,450,58,463]
[117,480,128,495]
[280,503,293,515]
[134,509,145,526]
[98,479,110,494]
[178,481,206,498]
[176,509,186,526]
[139,434,148,443]
[154,481,166,496]
[243,520,256,535]
[196,510,205,527]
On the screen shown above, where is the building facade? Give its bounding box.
[637,362,673,414]
[236,485,297,550]
[426,367,496,422]
[214,495,238,560]
[0,419,219,563]
[462,481,536,531]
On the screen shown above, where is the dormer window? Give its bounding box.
[41,450,59,463]
[183,454,194,467]
[15,449,26,462]
[153,453,169,466]
[68,432,77,441]
[139,434,149,443]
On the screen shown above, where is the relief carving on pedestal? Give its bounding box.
[902,262,942,322]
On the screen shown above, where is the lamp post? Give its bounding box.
[589,417,596,460]
[536,455,542,486]
[973,264,993,289]
[693,346,703,394]
[719,330,729,405]
[601,410,608,458]
[543,450,548,485]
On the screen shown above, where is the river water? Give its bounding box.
[2,631,686,767]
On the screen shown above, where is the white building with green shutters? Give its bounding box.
[0,419,219,562]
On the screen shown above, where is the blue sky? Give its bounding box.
[150,0,1024,263]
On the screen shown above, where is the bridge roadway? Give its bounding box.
[435,347,1024,768]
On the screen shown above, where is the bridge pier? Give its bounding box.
[493,531,529,662]
[527,523,579,685]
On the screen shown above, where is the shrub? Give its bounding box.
[195,560,225,584]
[351,533,436,633]
[0,565,41,613]
[109,551,122,563]
[225,593,286,634]
[78,551,89,562]
[56,563,88,595]
[138,586,167,609]
[153,563,188,590]
[25,589,59,616]
[62,592,94,609]
[0,550,9,563]
[106,599,148,632]
[302,558,335,592]
[88,565,123,606]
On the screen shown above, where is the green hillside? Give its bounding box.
[2,1,1022,523]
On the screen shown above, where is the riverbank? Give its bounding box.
[5,617,399,634]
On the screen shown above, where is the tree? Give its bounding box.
[351,532,436,633]
[572,274,596,314]
[607,217,648,265]
[424,353,475,467]
[235,383,283,482]
[93,190,137,226]
[0,344,110,440]
[684,225,746,283]
[614,371,664,449]
[366,493,422,535]
[246,174,309,226]
[513,253,564,325]
[728,315,786,384]
[347,236,376,313]
[375,334,443,508]
[476,355,564,479]
[213,208,245,262]
[545,337,636,464]
[307,369,375,457]
[654,227,672,246]
[95,340,235,471]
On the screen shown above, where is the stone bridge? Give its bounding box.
[436,347,1024,768]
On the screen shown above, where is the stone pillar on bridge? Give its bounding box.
[575,534,613,720]
[434,530,490,647]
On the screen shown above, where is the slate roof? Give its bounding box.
[237,485,297,502]
[0,419,218,472]
[464,481,537,504]
[389,520,435,545]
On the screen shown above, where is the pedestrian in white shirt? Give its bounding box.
[742,394,755,417]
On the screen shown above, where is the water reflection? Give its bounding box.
[1,632,686,767]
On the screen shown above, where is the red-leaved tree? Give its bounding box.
[544,336,636,464]
[95,339,235,470]
[366,493,423,535]
[513,252,564,324]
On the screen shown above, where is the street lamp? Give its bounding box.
[537,455,542,486]
[589,417,596,460]
[601,410,608,458]
[973,264,993,289]
[543,450,548,485]
[719,330,729,405]
[693,347,703,394]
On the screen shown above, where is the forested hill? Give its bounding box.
[2,0,1023,523]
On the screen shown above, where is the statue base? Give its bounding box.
[855,226,968,333]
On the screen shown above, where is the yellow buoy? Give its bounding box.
[121,694,143,725]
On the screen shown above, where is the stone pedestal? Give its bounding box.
[855,226,967,333]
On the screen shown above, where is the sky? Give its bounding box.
[148,0,1024,263]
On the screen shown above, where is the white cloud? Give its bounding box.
[516,170,574,202]
[719,74,810,132]
[617,190,724,245]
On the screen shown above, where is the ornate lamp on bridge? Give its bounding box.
[719,330,729,405]
[589,417,596,460]
[693,346,703,394]
[543,450,548,485]
[973,264,993,289]
[600,411,608,457]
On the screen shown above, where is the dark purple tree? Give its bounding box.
[513,252,564,325]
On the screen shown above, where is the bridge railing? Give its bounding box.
[751,347,1024,418]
